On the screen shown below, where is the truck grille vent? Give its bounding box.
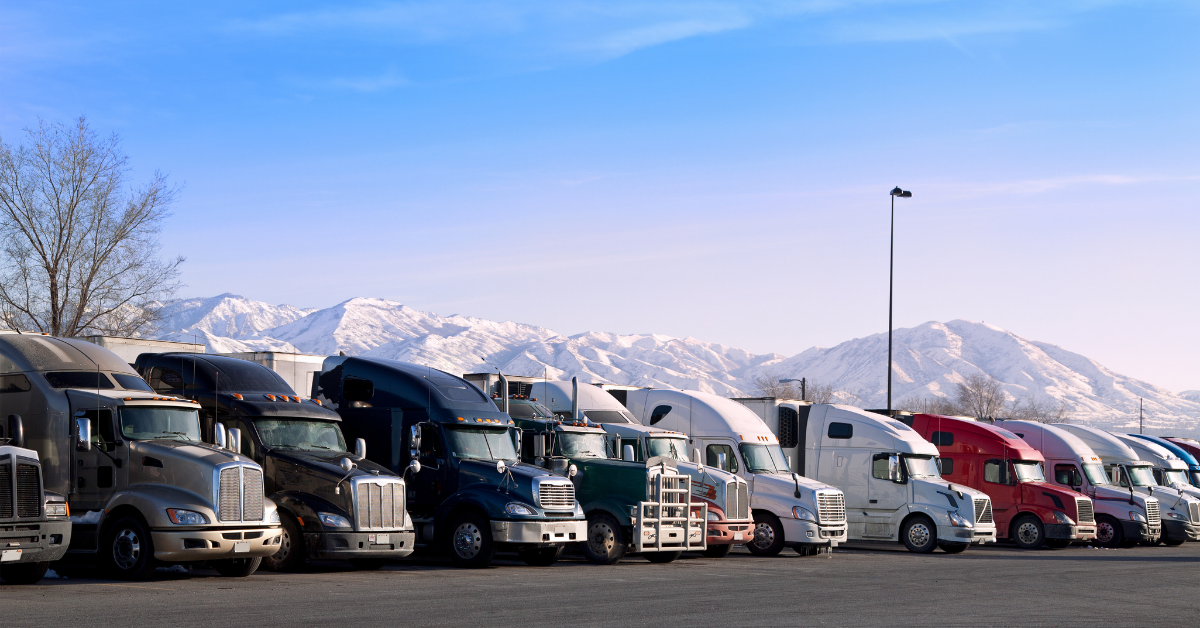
[241,467,263,521]
[1190,502,1200,524]
[0,463,11,519]
[218,467,242,521]
[816,492,846,523]
[538,483,575,511]
[356,481,404,530]
[778,407,799,449]
[734,482,750,520]
[16,464,40,518]
[1145,500,1159,525]
[1076,498,1094,524]
[974,498,993,524]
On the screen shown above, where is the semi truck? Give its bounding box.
[313,357,586,567]
[134,353,416,570]
[608,389,848,556]
[1163,437,1200,486]
[906,414,1096,548]
[1126,434,1200,488]
[737,399,996,553]
[993,421,1161,547]
[0,424,71,584]
[0,333,282,579]
[465,375,752,558]
[1106,432,1200,542]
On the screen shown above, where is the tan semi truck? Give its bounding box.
[0,333,282,579]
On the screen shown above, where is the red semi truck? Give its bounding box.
[908,414,1097,549]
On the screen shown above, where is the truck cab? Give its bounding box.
[1163,437,1200,487]
[314,357,586,568]
[907,414,1096,548]
[776,404,995,553]
[135,353,416,571]
[1108,433,1200,543]
[618,389,848,556]
[1127,434,1200,489]
[994,421,1162,548]
[0,334,282,580]
[0,431,71,584]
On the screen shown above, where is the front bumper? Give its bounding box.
[943,524,996,544]
[782,519,846,547]
[705,519,753,546]
[490,519,586,545]
[151,526,283,561]
[1119,520,1160,542]
[1046,523,1097,541]
[305,530,416,560]
[0,520,71,565]
[1161,519,1199,543]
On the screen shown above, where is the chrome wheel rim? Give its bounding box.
[752,521,775,549]
[113,528,142,571]
[1017,522,1040,545]
[453,522,483,559]
[908,523,931,547]
[274,527,292,561]
[1096,522,1115,544]
[588,521,616,555]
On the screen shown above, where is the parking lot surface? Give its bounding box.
[7,542,1200,627]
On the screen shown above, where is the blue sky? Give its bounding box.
[2,1,1197,390]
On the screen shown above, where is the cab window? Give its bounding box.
[984,459,1014,485]
[419,424,443,459]
[228,419,260,460]
[649,405,672,426]
[1054,464,1083,487]
[81,409,118,452]
[938,457,954,476]
[871,453,892,480]
[931,431,954,446]
[828,422,853,439]
[147,367,184,393]
[706,444,739,473]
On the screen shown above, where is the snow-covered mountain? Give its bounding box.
[150,295,1200,434]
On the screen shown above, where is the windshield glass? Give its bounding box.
[648,437,689,462]
[557,432,608,458]
[1191,471,1200,487]
[445,427,518,462]
[1162,469,1188,486]
[1128,465,1156,486]
[119,407,201,441]
[1083,463,1109,485]
[739,444,789,474]
[255,419,347,452]
[503,402,555,418]
[904,455,942,479]
[1012,461,1046,482]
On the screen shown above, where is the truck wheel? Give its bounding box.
[102,516,158,580]
[213,557,262,577]
[747,512,785,556]
[644,551,682,564]
[261,512,306,572]
[349,559,389,570]
[583,513,627,565]
[703,544,733,558]
[518,546,563,566]
[937,542,968,554]
[1045,539,1070,549]
[901,515,937,553]
[447,512,495,568]
[0,561,50,584]
[794,544,820,556]
[1094,515,1123,549]
[1162,535,1186,547]
[1012,515,1046,549]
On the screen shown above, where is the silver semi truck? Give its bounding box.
[0,422,72,584]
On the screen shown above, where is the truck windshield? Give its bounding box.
[119,407,201,441]
[1012,461,1046,482]
[1191,471,1200,487]
[446,427,518,462]
[904,455,941,479]
[739,444,789,474]
[1127,465,1156,486]
[647,437,689,462]
[557,433,608,458]
[1161,469,1189,486]
[255,419,347,452]
[1083,463,1109,485]
[503,402,555,418]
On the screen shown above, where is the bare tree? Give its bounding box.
[1007,395,1070,424]
[897,395,964,416]
[0,117,182,337]
[806,382,839,404]
[752,372,803,399]
[751,373,848,404]
[955,373,1009,420]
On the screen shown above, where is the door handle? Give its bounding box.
[869,499,878,504]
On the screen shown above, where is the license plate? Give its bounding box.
[553,525,568,535]
[234,541,250,553]
[1,549,21,562]
[373,534,390,545]
[734,532,743,540]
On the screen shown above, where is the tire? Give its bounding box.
[794,544,821,556]
[102,516,158,580]
[261,512,306,572]
[901,515,937,553]
[1162,535,1186,547]
[447,512,495,568]
[518,546,563,566]
[938,542,968,554]
[644,551,682,564]
[0,561,50,584]
[747,512,785,557]
[703,544,733,558]
[583,513,627,565]
[1093,515,1123,549]
[1011,515,1046,549]
[213,557,262,577]
[1045,539,1070,549]
[349,559,389,570]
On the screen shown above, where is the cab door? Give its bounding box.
[73,407,128,511]
[984,458,1021,530]
[407,423,449,517]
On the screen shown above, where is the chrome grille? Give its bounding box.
[1145,500,1159,525]
[1190,502,1200,524]
[354,480,404,530]
[16,464,39,518]
[737,483,750,520]
[1076,498,1094,524]
[816,491,846,523]
[218,467,242,521]
[538,482,575,511]
[974,498,993,524]
[0,463,11,519]
[242,467,263,521]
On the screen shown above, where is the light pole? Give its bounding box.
[780,378,806,401]
[887,186,912,413]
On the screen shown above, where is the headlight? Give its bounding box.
[1052,511,1075,525]
[166,509,210,525]
[947,510,972,528]
[268,509,281,524]
[318,512,352,528]
[1163,511,1187,520]
[707,511,720,521]
[505,502,537,516]
[45,502,68,517]
[1129,511,1146,523]
[792,506,817,522]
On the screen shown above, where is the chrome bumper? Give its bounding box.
[490,519,585,545]
[151,526,283,561]
[0,520,71,565]
[306,530,416,559]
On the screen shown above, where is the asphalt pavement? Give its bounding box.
[7,542,1200,627]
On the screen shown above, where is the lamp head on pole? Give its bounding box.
[890,187,912,198]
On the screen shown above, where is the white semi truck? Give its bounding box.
[1106,432,1200,543]
[993,421,1162,547]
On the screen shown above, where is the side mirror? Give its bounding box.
[340,457,355,472]
[227,427,242,454]
[694,448,703,468]
[354,438,366,459]
[623,444,635,462]
[409,425,421,460]
[76,417,92,452]
[8,415,23,448]
[214,422,227,449]
[407,459,422,475]
[888,454,903,483]
[717,452,727,472]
